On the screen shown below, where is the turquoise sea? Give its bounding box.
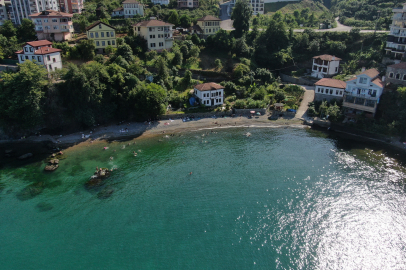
[1,127,406,269]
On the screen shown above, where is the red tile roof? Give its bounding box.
[16,47,61,55]
[86,21,116,31]
[194,82,224,91]
[314,78,346,89]
[133,19,174,27]
[372,78,384,88]
[30,9,73,17]
[26,40,52,47]
[113,7,124,11]
[313,54,342,61]
[197,15,221,21]
[359,68,379,79]
[123,0,141,3]
[388,62,406,69]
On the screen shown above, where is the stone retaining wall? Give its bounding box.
[233,108,267,115]
[280,73,315,86]
[160,111,233,120]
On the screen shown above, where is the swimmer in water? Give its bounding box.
[189,172,192,175]
[110,156,113,160]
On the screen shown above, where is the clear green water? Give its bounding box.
[1,128,406,269]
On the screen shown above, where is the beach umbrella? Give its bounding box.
[256,112,261,115]
[250,111,255,114]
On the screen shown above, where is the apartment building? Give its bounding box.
[15,40,62,72]
[0,0,12,25]
[178,0,198,8]
[190,15,220,37]
[151,0,169,5]
[311,54,341,79]
[9,0,59,25]
[227,0,264,16]
[111,0,143,18]
[57,0,83,14]
[133,18,174,51]
[386,62,406,86]
[386,3,406,63]
[30,10,73,41]
[86,21,117,54]
[343,68,385,117]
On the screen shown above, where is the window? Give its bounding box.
[95,32,99,38]
[44,19,48,22]
[340,91,342,95]
[99,24,102,29]
[101,32,104,37]
[158,27,163,31]
[396,73,400,80]
[20,56,24,61]
[102,41,105,46]
[38,56,41,62]
[53,58,56,62]
[150,35,155,38]
[359,77,367,84]
[112,40,116,45]
[138,27,140,31]
[330,89,333,94]
[52,19,57,22]
[96,41,100,46]
[313,66,317,71]
[336,90,339,95]
[53,25,58,29]
[389,72,394,78]
[106,32,110,37]
[24,47,28,52]
[150,43,156,47]
[108,41,111,45]
[49,65,52,70]
[317,88,320,93]
[159,42,163,47]
[321,89,324,94]
[335,67,338,72]
[90,32,94,38]
[149,27,154,32]
[47,55,50,61]
[403,75,406,81]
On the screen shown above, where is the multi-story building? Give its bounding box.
[57,0,84,14]
[343,68,385,117]
[189,15,220,37]
[178,0,198,9]
[0,0,11,25]
[193,82,224,106]
[151,0,169,5]
[30,10,73,41]
[86,21,117,54]
[227,0,264,16]
[311,54,341,79]
[386,62,406,86]
[314,78,346,102]
[386,3,406,63]
[9,0,59,25]
[15,40,62,72]
[133,18,174,51]
[111,0,143,18]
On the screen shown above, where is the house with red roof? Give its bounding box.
[15,40,62,72]
[386,62,406,86]
[29,10,74,41]
[193,82,224,106]
[343,68,385,117]
[311,55,341,79]
[133,18,174,51]
[314,78,346,101]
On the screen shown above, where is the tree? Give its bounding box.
[172,49,183,66]
[255,68,274,84]
[180,14,191,28]
[0,61,49,131]
[168,10,180,26]
[77,39,96,60]
[0,20,16,38]
[0,34,20,58]
[181,70,192,88]
[231,0,252,38]
[115,44,134,62]
[189,45,200,58]
[17,19,36,42]
[274,91,286,102]
[233,36,250,57]
[233,63,250,78]
[214,59,222,71]
[105,45,116,55]
[156,56,169,81]
[128,82,167,120]
[191,34,200,45]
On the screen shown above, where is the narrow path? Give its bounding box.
[295,85,315,120]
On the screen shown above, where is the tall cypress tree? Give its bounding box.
[231,0,252,38]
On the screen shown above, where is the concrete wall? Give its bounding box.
[386,66,406,86]
[160,111,232,120]
[280,73,315,86]
[234,108,266,115]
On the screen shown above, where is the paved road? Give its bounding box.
[220,17,389,33]
[295,85,315,120]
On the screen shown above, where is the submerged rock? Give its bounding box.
[84,178,104,190]
[97,187,114,199]
[18,153,33,160]
[36,202,53,212]
[44,164,59,171]
[16,182,45,201]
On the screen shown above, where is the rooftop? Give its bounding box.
[30,9,73,17]
[133,19,174,27]
[16,47,62,55]
[313,54,342,61]
[388,62,406,69]
[194,82,224,91]
[123,0,141,3]
[359,68,380,79]
[86,21,116,31]
[26,40,53,47]
[314,78,346,89]
[197,15,221,21]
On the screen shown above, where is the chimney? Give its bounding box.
[382,76,386,82]
[332,56,335,61]
[361,67,366,72]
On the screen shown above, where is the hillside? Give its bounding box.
[264,0,329,15]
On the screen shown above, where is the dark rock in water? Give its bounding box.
[36,202,53,212]
[97,187,114,199]
[84,178,104,190]
[16,182,45,201]
[6,189,12,194]
[18,153,33,160]
[44,164,59,171]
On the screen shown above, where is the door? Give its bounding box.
[211,99,214,106]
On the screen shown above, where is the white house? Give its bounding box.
[151,0,170,5]
[314,78,346,101]
[111,0,144,18]
[343,68,385,117]
[311,54,341,79]
[15,40,62,72]
[111,7,124,17]
[194,82,224,106]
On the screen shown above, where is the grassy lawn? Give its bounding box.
[264,0,328,15]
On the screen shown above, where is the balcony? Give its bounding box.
[343,94,377,113]
[61,28,70,32]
